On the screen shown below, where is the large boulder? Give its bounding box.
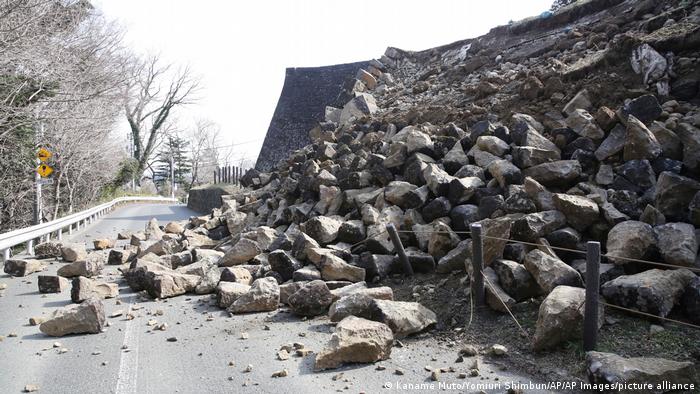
[448,177,483,205]
[586,352,697,392]
[225,211,247,236]
[522,160,581,186]
[487,160,522,188]
[124,261,200,299]
[164,221,185,234]
[268,250,303,282]
[93,239,116,250]
[601,269,696,318]
[108,249,135,266]
[436,240,471,274]
[144,218,165,240]
[478,217,513,266]
[219,238,262,266]
[368,299,437,337]
[319,254,365,283]
[291,232,320,260]
[314,316,393,371]
[61,243,87,262]
[39,297,105,337]
[655,171,700,222]
[676,123,700,173]
[38,275,69,293]
[595,124,626,161]
[427,221,460,260]
[532,286,602,351]
[338,93,377,125]
[71,277,118,303]
[566,109,604,139]
[552,194,599,231]
[176,258,220,294]
[57,260,101,278]
[3,259,45,277]
[492,259,540,301]
[682,276,700,323]
[605,221,656,264]
[304,216,342,244]
[654,222,698,267]
[35,242,63,258]
[138,238,182,257]
[511,211,566,242]
[287,280,333,317]
[384,181,419,209]
[483,266,516,313]
[217,281,250,308]
[328,293,375,322]
[220,266,253,285]
[422,163,455,196]
[229,277,280,313]
[523,250,582,293]
[622,115,662,161]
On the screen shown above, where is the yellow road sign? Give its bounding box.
[37,148,52,162]
[36,164,53,178]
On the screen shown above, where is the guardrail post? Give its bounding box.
[3,249,10,262]
[57,228,63,241]
[469,223,485,306]
[385,223,413,276]
[26,239,34,256]
[584,241,601,351]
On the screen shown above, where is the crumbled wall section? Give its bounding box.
[255,61,369,171]
[187,185,238,213]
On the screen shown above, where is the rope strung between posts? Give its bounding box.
[482,234,700,273]
[599,254,700,273]
[396,230,472,235]
[481,271,529,338]
[598,301,700,330]
[392,231,700,274]
[480,234,588,256]
[339,229,389,253]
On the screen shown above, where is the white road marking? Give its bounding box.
[115,303,139,394]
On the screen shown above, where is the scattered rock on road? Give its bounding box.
[586,351,696,391]
[315,316,393,371]
[39,297,106,337]
[4,259,45,277]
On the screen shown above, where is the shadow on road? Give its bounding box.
[43,300,72,308]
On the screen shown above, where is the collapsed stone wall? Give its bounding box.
[187,185,239,213]
[254,61,369,171]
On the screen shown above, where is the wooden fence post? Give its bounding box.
[469,223,485,306]
[584,241,601,351]
[385,223,413,276]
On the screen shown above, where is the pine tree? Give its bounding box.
[153,135,192,192]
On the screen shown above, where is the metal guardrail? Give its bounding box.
[0,196,177,261]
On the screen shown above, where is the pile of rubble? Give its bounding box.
[3,0,700,385]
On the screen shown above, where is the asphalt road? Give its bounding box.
[0,203,551,394]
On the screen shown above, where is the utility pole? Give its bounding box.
[33,121,44,225]
[170,154,175,199]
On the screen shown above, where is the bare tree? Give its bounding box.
[188,117,225,188]
[124,56,200,181]
[0,0,132,231]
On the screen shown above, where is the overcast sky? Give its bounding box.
[96,0,552,167]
